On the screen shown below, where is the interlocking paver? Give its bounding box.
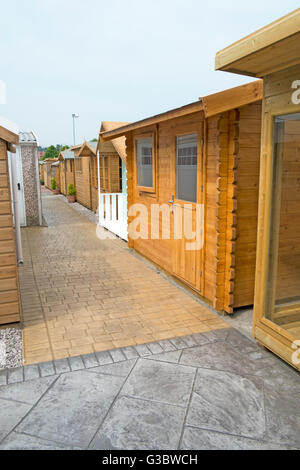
[19,194,229,365]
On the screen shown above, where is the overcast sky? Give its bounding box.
[1,0,299,147]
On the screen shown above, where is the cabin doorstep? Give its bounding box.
[101,82,263,313]
[0,123,22,325]
[215,8,300,369]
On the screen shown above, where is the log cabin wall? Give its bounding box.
[90,155,98,212]
[125,103,262,313]
[0,138,21,325]
[99,141,122,194]
[59,161,66,195]
[74,147,92,209]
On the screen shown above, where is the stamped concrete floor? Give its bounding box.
[0,328,299,450]
[19,193,228,365]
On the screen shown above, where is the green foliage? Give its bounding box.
[90,138,98,142]
[43,145,59,160]
[61,145,69,151]
[68,183,76,196]
[40,179,44,185]
[51,177,57,190]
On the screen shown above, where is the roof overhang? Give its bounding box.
[215,9,300,77]
[0,125,19,145]
[100,81,262,141]
[78,141,97,157]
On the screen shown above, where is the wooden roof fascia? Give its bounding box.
[0,125,19,145]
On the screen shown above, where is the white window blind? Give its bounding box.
[136,138,153,188]
[176,134,197,202]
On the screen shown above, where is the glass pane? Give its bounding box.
[136,138,153,188]
[265,113,300,338]
[176,134,197,202]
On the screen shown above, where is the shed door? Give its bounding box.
[8,148,26,227]
[171,129,204,292]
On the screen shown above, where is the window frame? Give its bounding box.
[134,132,156,194]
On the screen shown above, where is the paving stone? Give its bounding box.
[147,350,182,364]
[0,376,56,405]
[0,398,31,441]
[181,427,293,450]
[24,364,40,381]
[169,337,189,349]
[203,328,230,342]
[53,358,70,374]
[122,346,139,360]
[89,396,186,450]
[191,333,211,346]
[158,340,176,352]
[121,358,195,407]
[251,356,300,393]
[68,356,85,371]
[0,432,82,450]
[180,342,256,376]
[7,367,24,384]
[264,385,300,447]
[90,359,136,377]
[180,335,199,347]
[16,370,124,448]
[95,350,113,365]
[0,369,7,386]
[146,343,164,354]
[186,368,265,439]
[39,361,55,377]
[110,349,126,363]
[225,329,259,355]
[134,344,151,357]
[82,353,99,369]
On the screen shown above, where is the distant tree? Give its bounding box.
[91,138,98,142]
[43,145,59,160]
[61,145,69,151]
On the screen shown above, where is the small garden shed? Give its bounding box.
[0,123,21,325]
[58,149,75,196]
[43,158,59,189]
[101,82,263,313]
[72,141,97,211]
[215,8,300,369]
[51,161,60,192]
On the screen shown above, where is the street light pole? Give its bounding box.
[72,113,79,146]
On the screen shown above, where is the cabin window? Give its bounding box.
[136,137,154,191]
[75,157,82,172]
[176,134,198,202]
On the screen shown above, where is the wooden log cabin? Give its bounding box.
[58,149,75,196]
[72,141,98,211]
[43,158,59,189]
[215,8,300,369]
[101,81,263,314]
[0,124,21,325]
[51,161,60,191]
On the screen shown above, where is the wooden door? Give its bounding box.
[171,127,204,293]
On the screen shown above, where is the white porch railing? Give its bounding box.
[98,193,128,241]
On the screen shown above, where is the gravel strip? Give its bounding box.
[0,328,23,370]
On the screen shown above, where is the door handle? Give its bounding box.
[17,183,21,190]
[168,195,175,213]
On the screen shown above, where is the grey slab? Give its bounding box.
[180,342,256,376]
[69,355,85,371]
[95,350,114,365]
[0,369,7,386]
[110,349,126,363]
[264,386,300,447]
[24,364,40,381]
[186,368,265,439]
[147,343,164,354]
[16,370,124,448]
[225,329,259,355]
[146,350,182,364]
[0,432,81,450]
[89,396,186,450]
[121,358,195,407]
[180,335,199,347]
[158,340,176,352]
[53,358,70,374]
[0,398,31,441]
[0,376,56,405]
[122,346,139,360]
[39,361,55,377]
[7,367,24,384]
[82,353,99,369]
[169,337,189,349]
[203,328,230,342]
[134,344,151,356]
[191,333,211,346]
[251,355,300,393]
[181,427,292,450]
[89,359,136,377]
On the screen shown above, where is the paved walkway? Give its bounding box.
[0,328,299,450]
[19,193,228,365]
